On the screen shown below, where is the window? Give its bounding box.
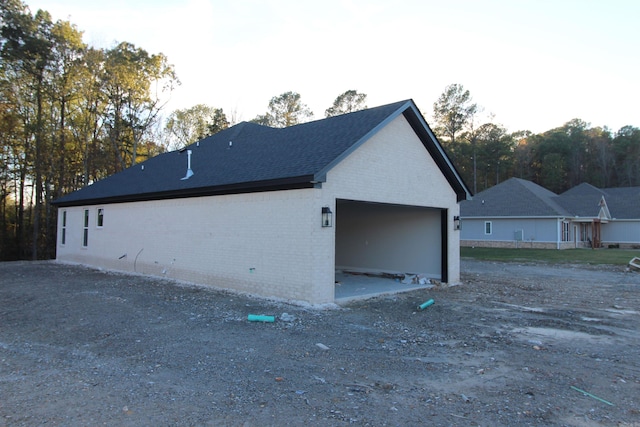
[97,208,104,227]
[562,221,570,242]
[580,223,590,242]
[83,209,89,247]
[61,211,67,245]
[484,221,492,235]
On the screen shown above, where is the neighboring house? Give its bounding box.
[460,177,640,249]
[53,100,471,304]
[557,183,640,248]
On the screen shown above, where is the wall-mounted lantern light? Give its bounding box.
[322,206,333,227]
[454,215,461,230]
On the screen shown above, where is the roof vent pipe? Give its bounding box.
[181,149,194,180]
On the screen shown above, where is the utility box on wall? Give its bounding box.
[514,229,524,241]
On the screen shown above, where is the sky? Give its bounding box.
[27,0,640,134]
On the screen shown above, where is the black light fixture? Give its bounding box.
[454,215,461,230]
[322,206,333,227]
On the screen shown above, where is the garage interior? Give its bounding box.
[334,199,446,301]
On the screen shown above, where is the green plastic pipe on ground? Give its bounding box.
[247,314,275,322]
[417,299,435,310]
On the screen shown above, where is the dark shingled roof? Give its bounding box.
[460,178,572,217]
[53,99,471,207]
[559,184,640,219]
[560,182,603,197]
[461,178,640,220]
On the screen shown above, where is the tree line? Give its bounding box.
[1,1,638,261]
[1,0,178,260]
[431,84,640,195]
[0,1,370,261]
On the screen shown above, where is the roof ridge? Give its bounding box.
[284,99,412,130]
[514,180,570,215]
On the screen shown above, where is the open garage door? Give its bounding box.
[335,199,447,282]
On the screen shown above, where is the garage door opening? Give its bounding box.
[334,199,447,301]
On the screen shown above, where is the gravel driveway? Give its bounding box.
[1,259,639,426]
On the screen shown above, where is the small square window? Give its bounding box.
[97,208,104,227]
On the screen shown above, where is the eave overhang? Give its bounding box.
[52,175,316,208]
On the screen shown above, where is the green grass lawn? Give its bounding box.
[460,247,640,265]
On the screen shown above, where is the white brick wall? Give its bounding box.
[57,189,335,303]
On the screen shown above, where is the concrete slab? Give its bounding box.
[334,272,432,302]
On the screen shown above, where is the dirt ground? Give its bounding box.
[1,259,639,426]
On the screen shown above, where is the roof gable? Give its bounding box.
[595,186,640,219]
[557,184,640,219]
[598,196,612,220]
[53,100,471,207]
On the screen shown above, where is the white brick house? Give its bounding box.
[53,100,471,304]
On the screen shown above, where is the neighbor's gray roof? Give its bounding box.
[53,99,471,207]
[559,184,640,219]
[461,178,640,219]
[460,177,572,217]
